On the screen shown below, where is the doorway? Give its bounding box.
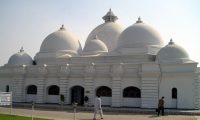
[172,88,177,108]
[71,86,84,105]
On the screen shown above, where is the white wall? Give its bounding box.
[159,74,195,109]
[121,77,140,89]
[0,78,11,92]
[45,77,60,103]
[68,78,84,88]
[122,98,141,107]
[26,95,37,102]
[24,78,38,102]
[121,77,141,107]
[101,97,112,106]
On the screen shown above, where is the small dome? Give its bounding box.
[35,25,82,63]
[86,9,124,52]
[83,36,108,55]
[117,18,164,51]
[157,39,189,63]
[8,47,33,65]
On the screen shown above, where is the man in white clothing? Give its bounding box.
[93,95,103,120]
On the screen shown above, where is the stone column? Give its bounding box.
[194,73,200,109]
[12,66,26,103]
[59,64,70,104]
[12,77,25,102]
[36,77,45,103]
[36,65,47,103]
[111,77,121,107]
[59,77,69,104]
[111,63,123,107]
[84,77,94,106]
[84,63,95,106]
[140,63,160,108]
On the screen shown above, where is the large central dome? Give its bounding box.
[85,9,124,52]
[116,18,164,55]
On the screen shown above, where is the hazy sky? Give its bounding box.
[0,0,200,66]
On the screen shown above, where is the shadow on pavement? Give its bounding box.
[78,119,93,120]
[149,115,159,118]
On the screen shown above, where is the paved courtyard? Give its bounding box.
[0,107,200,120]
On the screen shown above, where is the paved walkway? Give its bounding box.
[0,107,199,120]
[12,103,200,115]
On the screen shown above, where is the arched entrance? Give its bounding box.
[96,86,112,106]
[26,85,37,102]
[71,86,84,105]
[6,85,9,92]
[172,88,177,108]
[122,86,141,107]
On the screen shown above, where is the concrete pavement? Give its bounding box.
[0,107,199,120]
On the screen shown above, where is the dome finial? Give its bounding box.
[169,38,174,45]
[60,24,66,30]
[20,46,24,52]
[136,17,143,23]
[102,9,118,23]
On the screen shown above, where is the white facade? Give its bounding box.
[0,9,200,109]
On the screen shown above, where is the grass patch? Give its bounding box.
[0,114,51,120]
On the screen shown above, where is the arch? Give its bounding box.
[27,85,37,94]
[6,85,9,92]
[123,86,141,98]
[96,86,112,97]
[172,88,177,99]
[71,85,84,105]
[33,60,37,65]
[48,85,60,95]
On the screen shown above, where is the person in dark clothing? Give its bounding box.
[157,96,165,116]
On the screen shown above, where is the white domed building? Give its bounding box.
[0,9,200,109]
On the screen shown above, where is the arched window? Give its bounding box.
[33,60,37,65]
[96,86,111,97]
[27,85,37,94]
[6,85,9,92]
[123,86,141,98]
[48,85,60,95]
[172,88,177,99]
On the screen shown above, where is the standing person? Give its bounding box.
[157,96,165,116]
[93,95,103,120]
